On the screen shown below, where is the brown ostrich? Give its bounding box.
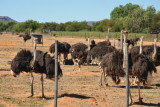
[19,33,31,42]
[11,49,63,98]
[69,43,88,71]
[49,41,71,62]
[99,35,157,105]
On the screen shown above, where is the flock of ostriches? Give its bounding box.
[10,31,159,105]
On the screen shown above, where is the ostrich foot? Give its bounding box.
[99,82,103,86]
[116,79,120,85]
[105,83,109,87]
[129,98,133,106]
[42,95,46,99]
[41,95,46,100]
[27,94,34,98]
[139,97,144,104]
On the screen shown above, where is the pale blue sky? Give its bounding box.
[0,0,160,23]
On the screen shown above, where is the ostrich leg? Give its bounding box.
[64,53,67,60]
[138,81,143,104]
[78,63,81,71]
[129,81,133,105]
[59,54,62,62]
[28,72,34,97]
[41,74,46,98]
[103,70,108,86]
[99,68,104,86]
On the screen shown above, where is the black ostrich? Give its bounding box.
[130,40,160,66]
[19,33,31,42]
[99,43,157,104]
[11,49,63,98]
[49,41,71,61]
[86,45,116,65]
[100,50,125,86]
[69,43,88,71]
[130,37,140,46]
[129,53,157,104]
[96,40,111,47]
[129,38,159,86]
[118,38,140,48]
[90,40,96,50]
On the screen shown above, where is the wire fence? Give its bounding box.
[0,33,160,106]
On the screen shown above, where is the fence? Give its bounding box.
[0,33,160,107]
[50,31,160,41]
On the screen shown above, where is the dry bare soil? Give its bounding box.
[0,33,160,107]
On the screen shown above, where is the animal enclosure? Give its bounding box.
[0,33,160,107]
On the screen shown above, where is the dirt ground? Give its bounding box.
[0,33,160,107]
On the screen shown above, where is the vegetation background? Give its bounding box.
[0,3,160,40]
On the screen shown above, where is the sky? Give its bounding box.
[0,0,160,23]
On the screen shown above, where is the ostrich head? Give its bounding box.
[11,59,21,77]
[11,50,32,77]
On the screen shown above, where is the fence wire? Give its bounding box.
[0,34,160,106]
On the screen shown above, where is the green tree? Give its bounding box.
[40,22,57,32]
[56,23,65,31]
[110,3,139,20]
[5,22,16,31]
[91,19,114,32]
[65,21,90,31]
[150,12,160,30]
[0,22,5,32]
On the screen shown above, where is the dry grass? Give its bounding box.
[0,33,160,107]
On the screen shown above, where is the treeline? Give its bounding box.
[0,3,160,33]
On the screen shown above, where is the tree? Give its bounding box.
[150,12,160,30]
[5,22,17,32]
[0,22,5,32]
[91,19,114,32]
[110,3,139,20]
[56,23,65,31]
[65,21,90,31]
[40,22,57,32]
[123,7,145,32]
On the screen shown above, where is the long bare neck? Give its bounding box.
[152,38,157,61]
[87,37,90,51]
[139,36,144,54]
[120,30,123,50]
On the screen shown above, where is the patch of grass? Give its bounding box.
[0,95,47,107]
[0,104,5,107]
[50,31,159,41]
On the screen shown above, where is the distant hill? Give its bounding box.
[0,16,17,24]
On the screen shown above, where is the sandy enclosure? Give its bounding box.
[0,33,160,107]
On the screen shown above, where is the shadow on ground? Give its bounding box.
[59,93,93,99]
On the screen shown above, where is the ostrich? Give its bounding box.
[86,45,116,65]
[130,37,140,46]
[118,38,140,48]
[129,52,157,104]
[19,33,31,42]
[96,40,111,47]
[69,43,88,71]
[11,49,63,98]
[100,50,125,86]
[129,38,159,86]
[90,40,96,50]
[49,41,71,62]
[99,35,157,104]
[130,38,159,66]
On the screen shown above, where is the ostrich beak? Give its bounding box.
[11,70,19,77]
